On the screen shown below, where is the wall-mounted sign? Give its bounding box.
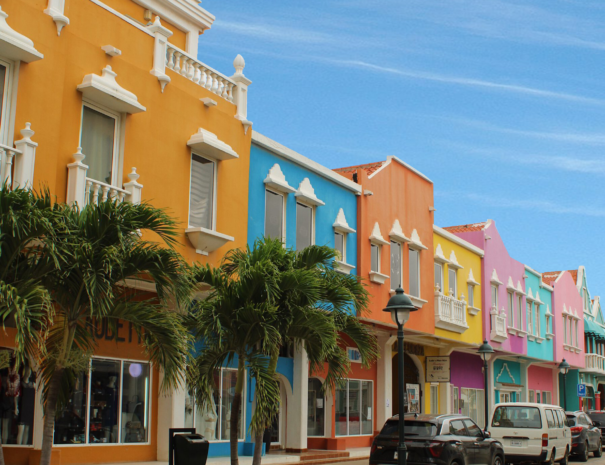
[406,384,420,413]
[426,356,450,382]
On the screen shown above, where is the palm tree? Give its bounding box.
[0,187,56,465]
[36,199,194,465]
[188,238,378,465]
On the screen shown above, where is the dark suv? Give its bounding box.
[566,411,602,461]
[587,410,605,444]
[370,414,505,465]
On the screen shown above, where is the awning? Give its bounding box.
[584,318,605,340]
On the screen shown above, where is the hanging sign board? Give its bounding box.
[426,356,451,382]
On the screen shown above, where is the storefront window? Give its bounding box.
[54,358,150,445]
[461,388,485,428]
[307,378,325,437]
[184,368,243,441]
[0,349,36,445]
[335,379,373,436]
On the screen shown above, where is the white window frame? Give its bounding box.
[335,379,374,437]
[184,367,246,443]
[54,355,153,447]
[460,387,485,428]
[308,377,326,438]
[408,246,421,298]
[295,200,315,250]
[0,57,14,146]
[527,300,533,335]
[390,240,403,290]
[564,316,568,344]
[507,292,514,327]
[79,101,124,187]
[467,283,474,308]
[534,303,540,337]
[264,188,286,242]
[334,231,346,262]
[434,262,444,293]
[370,243,381,273]
[430,384,439,414]
[517,294,523,331]
[448,267,457,297]
[491,285,499,310]
[188,153,217,230]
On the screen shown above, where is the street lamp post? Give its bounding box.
[478,340,494,431]
[383,288,418,465]
[559,359,570,411]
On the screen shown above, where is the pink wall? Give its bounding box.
[451,221,527,356]
[552,271,585,368]
[528,365,553,392]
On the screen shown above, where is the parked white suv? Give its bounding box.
[488,403,571,464]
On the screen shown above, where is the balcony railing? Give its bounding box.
[85,178,130,205]
[434,286,468,333]
[584,353,605,374]
[0,123,39,189]
[0,143,21,186]
[490,306,508,342]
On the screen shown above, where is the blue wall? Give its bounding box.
[247,143,358,268]
[493,360,521,403]
[525,269,554,361]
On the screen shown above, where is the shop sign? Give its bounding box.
[91,318,142,344]
[404,342,424,356]
[426,356,450,382]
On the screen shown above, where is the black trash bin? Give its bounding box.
[174,434,209,465]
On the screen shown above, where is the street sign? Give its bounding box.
[426,356,450,382]
[578,383,587,398]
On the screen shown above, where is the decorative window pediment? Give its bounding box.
[264,164,296,194]
[333,208,355,234]
[448,250,463,270]
[434,244,450,264]
[409,229,427,250]
[507,276,516,292]
[369,222,389,246]
[516,281,526,296]
[77,65,146,114]
[491,269,503,286]
[467,269,480,286]
[0,6,43,63]
[389,219,409,243]
[187,128,238,161]
[295,178,324,206]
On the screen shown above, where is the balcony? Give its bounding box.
[584,353,605,374]
[490,306,508,342]
[434,286,468,333]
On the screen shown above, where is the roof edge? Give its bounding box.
[433,225,484,257]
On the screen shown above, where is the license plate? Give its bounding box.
[393,452,398,459]
[510,440,522,447]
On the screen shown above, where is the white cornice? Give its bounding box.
[252,132,362,194]
[132,0,215,32]
[433,225,484,256]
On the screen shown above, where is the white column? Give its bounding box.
[554,368,560,406]
[123,167,143,204]
[287,345,308,451]
[66,147,88,206]
[147,17,173,92]
[186,30,199,57]
[440,383,451,414]
[488,357,496,411]
[156,383,187,461]
[230,55,252,134]
[376,334,396,429]
[13,123,37,189]
[520,361,529,402]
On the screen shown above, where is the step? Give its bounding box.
[267,455,370,465]
[299,452,349,461]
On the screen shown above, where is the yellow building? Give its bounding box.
[0,0,251,463]
[430,226,486,425]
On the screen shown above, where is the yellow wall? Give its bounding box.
[433,231,483,344]
[8,0,250,268]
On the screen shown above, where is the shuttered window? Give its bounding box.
[390,241,402,289]
[265,190,284,240]
[189,154,215,229]
[296,202,313,250]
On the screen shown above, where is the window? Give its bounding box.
[564,316,568,344]
[434,263,443,292]
[546,410,555,428]
[448,268,457,296]
[452,386,459,414]
[507,292,514,326]
[430,385,438,414]
[546,310,551,334]
[409,248,420,297]
[335,232,345,261]
[535,304,540,336]
[463,419,483,438]
[467,284,474,307]
[308,378,325,437]
[517,295,523,330]
[189,154,215,229]
[529,390,535,402]
[491,285,499,310]
[0,349,35,445]
[542,391,552,404]
[80,105,120,185]
[265,190,284,240]
[461,388,485,428]
[55,358,151,445]
[391,241,402,289]
[491,406,541,428]
[0,62,8,143]
[183,368,244,441]
[347,348,361,363]
[449,419,468,436]
[296,202,313,250]
[335,379,373,436]
[370,244,380,273]
[575,320,579,348]
[527,301,533,335]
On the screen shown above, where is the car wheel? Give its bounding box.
[580,441,589,462]
[558,447,569,465]
[492,454,503,465]
[595,439,603,457]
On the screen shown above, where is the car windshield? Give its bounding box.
[491,406,542,428]
[380,420,437,437]
[566,415,577,426]
[588,412,605,424]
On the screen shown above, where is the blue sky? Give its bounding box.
[200,0,605,296]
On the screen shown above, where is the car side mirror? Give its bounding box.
[483,431,491,439]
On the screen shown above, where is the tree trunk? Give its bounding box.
[230,357,245,465]
[251,430,264,465]
[39,367,64,465]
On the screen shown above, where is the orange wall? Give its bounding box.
[355,161,435,332]
[9,0,250,267]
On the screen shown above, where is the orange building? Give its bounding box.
[335,156,438,440]
[0,0,251,463]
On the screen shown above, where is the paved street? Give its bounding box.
[341,456,605,465]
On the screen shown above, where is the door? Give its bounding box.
[463,418,491,464]
[500,393,511,403]
[448,419,475,463]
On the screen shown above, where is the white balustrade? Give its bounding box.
[584,353,605,374]
[85,178,130,205]
[434,286,468,333]
[490,306,508,342]
[165,43,235,103]
[0,143,21,187]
